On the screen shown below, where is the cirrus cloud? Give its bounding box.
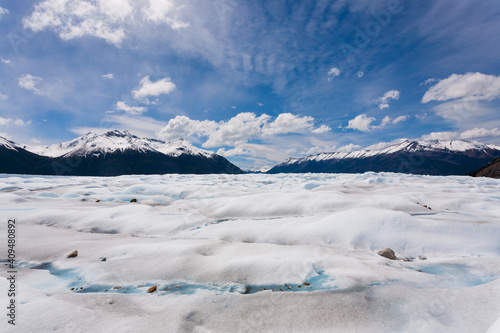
[0,6,9,17]
[18,74,44,95]
[22,0,188,46]
[0,117,31,127]
[421,128,500,141]
[143,0,189,29]
[115,101,147,115]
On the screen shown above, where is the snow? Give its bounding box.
[0,137,19,151]
[278,139,500,166]
[1,172,499,332]
[25,130,215,158]
[150,138,214,158]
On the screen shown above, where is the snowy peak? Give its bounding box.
[370,139,500,154]
[0,136,19,151]
[26,131,215,158]
[0,132,243,175]
[268,139,500,175]
[416,140,498,152]
[149,138,215,158]
[276,139,500,167]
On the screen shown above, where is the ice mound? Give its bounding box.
[1,172,499,332]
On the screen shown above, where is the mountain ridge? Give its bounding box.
[1,131,244,176]
[268,139,500,175]
[24,130,215,159]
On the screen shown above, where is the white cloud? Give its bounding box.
[258,102,264,107]
[336,143,362,153]
[0,6,9,17]
[0,117,31,127]
[204,113,269,148]
[392,115,409,124]
[106,114,166,135]
[421,78,437,86]
[22,0,188,46]
[99,0,133,21]
[364,138,409,151]
[357,71,364,78]
[1,57,10,64]
[143,0,189,29]
[230,142,291,163]
[377,115,392,128]
[115,101,147,115]
[262,113,315,137]
[18,74,44,94]
[157,115,217,142]
[327,67,341,81]
[216,146,250,157]
[23,0,128,46]
[376,90,400,109]
[346,114,376,132]
[304,145,338,156]
[311,124,331,134]
[421,128,500,141]
[157,112,327,148]
[460,128,500,140]
[71,127,115,136]
[422,73,500,104]
[432,99,489,124]
[285,141,362,159]
[72,114,166,138]
[0,92,7,100]
[347,114,408,132]
[300,143,361,156]
[132,76,176,100]
[15,119,32,126]
[102,73,114,79]
[421,74,500,125]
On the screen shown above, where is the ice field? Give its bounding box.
[1,172,500,332]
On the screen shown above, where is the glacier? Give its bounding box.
[0,172,499,332]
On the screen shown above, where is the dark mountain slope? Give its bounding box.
[470,157,500,178]
[268,140,500,176]
[0,131,244,176]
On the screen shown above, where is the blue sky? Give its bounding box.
[1,0,500,169]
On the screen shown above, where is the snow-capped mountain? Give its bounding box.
[268,140,500,175]
[0,137,55,175]
[279,140,500,165]
[1,131,243,176]
[26,130,215,158]
[0,137,21,151]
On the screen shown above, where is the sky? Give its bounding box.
[1,0,500,170]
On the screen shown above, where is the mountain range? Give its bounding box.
[2,132,500,177]
[0,131,244,176]
[268,140,500,176]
